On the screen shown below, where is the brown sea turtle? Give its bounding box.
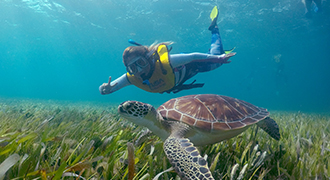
[118,94,280,179]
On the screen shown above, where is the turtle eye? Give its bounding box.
[122,102,133,110]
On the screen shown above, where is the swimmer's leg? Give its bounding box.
[208,8,224,55]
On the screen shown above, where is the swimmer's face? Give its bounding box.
[125,55,151,78]
[123,46,152,79]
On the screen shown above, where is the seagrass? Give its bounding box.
[0,99,329,179]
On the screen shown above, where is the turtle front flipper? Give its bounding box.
[257,117,281,141]
[164,136,214,180]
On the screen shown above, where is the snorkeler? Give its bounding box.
[302,0,322,18]
[99,6,236,94]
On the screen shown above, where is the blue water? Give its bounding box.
[1,0,329,113]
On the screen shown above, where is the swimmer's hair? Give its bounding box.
[148,41,174,52]
[122,46,148,66]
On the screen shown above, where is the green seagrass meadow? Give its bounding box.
[0,99,329,180]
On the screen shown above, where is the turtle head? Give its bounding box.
[118,100,157,126]
[118,100,170,140]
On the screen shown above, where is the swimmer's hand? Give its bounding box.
[219,52,236,64]
[99,76,118,95]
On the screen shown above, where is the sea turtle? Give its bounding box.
[118,94,280,179]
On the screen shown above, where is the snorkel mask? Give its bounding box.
[124,39,156,75]
[126,56,149,75]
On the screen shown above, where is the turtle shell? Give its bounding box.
[157,94,269,131]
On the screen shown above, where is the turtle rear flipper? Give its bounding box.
[164,136,214,180]
[257,117,280,141]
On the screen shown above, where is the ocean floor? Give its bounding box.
[0,98,329,179]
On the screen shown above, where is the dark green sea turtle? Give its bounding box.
[118,94,280,179]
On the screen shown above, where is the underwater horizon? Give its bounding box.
[1,0,330,113]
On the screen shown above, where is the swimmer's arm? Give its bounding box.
[169,52,235,68]
[99,74,131,95]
